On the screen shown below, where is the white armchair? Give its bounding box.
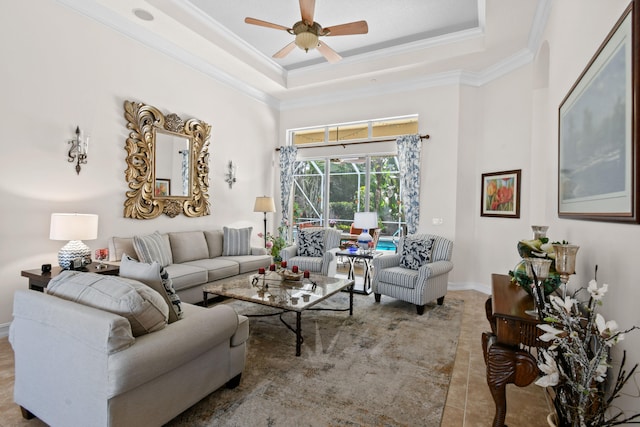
[372,233,453,315]
[280,228,342,276]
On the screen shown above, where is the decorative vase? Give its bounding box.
[531,225,549,240]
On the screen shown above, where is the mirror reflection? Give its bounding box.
[154,130,191,197]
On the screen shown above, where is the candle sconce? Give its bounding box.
[224,160,237,188]
[553,243,579,299]
[68,126,89,175]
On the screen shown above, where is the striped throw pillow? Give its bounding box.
[133,231,173,267]
[222,226,252,256]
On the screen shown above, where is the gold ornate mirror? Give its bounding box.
[123,100,211,219]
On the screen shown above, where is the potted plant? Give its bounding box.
[535,274,640,426]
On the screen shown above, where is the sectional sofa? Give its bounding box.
[109,228,272,304]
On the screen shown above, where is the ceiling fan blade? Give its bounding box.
[273,41,296,59]
[244,17,290,32]
[299,0,315,24]
[323,20,369,36]
[317,41,342,63]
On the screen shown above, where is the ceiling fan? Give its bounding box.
[244,0,368,63]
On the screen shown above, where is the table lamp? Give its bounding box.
[353,211,378,250]
[253,196,276,248]
[50,213,99,269]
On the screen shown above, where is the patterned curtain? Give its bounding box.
[397,134,421,234]
[180,149,190,195]
[279,145,298,227]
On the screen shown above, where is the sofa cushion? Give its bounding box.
[108,237,137,262]
[218,254,272,274]
[119,254,183,323]
[298,229,324,257]
[204,230,224,258]
[133,231,173,267]
[46,270,168,337]
[378,266,419,289]
[169,231,209,263]
[183,258,240,282]
[399,237,434,270]
[222,227,252,256]
[164,263,208,292]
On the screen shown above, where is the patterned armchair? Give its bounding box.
[372,233,453,315]
[279,228,342,277]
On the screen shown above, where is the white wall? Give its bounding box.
[0,0,279,327]
[538,0,640,414]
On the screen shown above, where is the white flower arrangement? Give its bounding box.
[535,278,639,427]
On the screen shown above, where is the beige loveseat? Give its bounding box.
[109,228,272,304]
[10,285,249,426]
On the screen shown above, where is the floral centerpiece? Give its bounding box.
[509,235,562,296]
[258,221,289,262]
[535,276,639,427]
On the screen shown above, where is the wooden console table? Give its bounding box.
[482,274,541,427]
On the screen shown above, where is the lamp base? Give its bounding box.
[58,240,91,269]
[357,230,373,251]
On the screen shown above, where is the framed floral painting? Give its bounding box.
[481,169,521,218]
[155,179,171,197]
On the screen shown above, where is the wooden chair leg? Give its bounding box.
[437,296,445,305]
[20,406,35,420]
[416,304,425,315]
[374,293,381,302]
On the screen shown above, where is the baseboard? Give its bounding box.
[0,322,9,339]
[448,282,491,295]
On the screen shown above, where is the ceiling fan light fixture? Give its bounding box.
[295,31,319,52]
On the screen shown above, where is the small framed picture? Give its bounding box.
[481,169,521,218]
[155,179,171,197]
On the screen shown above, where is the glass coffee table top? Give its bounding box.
[202,271,353,312]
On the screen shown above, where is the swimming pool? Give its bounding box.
[376,239,397,252]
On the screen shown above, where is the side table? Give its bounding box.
[21,264,120,292]
[335,250,382,295]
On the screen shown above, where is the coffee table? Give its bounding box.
[202,271,354,356]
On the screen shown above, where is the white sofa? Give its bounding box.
[109,229,272,304]
[10,288,249,427]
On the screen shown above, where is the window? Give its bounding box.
[289,116,418,147]
[292,155,405,239]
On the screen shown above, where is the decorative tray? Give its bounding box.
[278,270,303,281]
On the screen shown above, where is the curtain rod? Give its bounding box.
[275,134,430,151]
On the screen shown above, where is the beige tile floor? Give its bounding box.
[0,290,550,426]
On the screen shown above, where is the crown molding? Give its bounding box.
[54,0,549,112]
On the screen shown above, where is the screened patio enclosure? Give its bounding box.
[292,155,406,242]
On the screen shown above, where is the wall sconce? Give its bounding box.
[68,126,88,175]
[225,160,237,188]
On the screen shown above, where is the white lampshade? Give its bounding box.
[253,196,276,213]
[50,213,98,269]
[353,212,378,250]
[353,212,378,230]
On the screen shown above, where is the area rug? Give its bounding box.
[165,294,463,427]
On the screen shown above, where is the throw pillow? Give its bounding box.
[298,230,324,257]
[222,226,252,256]
[119,254,183,323]
[46,270,168,337]
[400,237,434,270]
[133,231,173,267]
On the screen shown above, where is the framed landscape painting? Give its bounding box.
[558,3,639,223]
[481,169,521,218]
